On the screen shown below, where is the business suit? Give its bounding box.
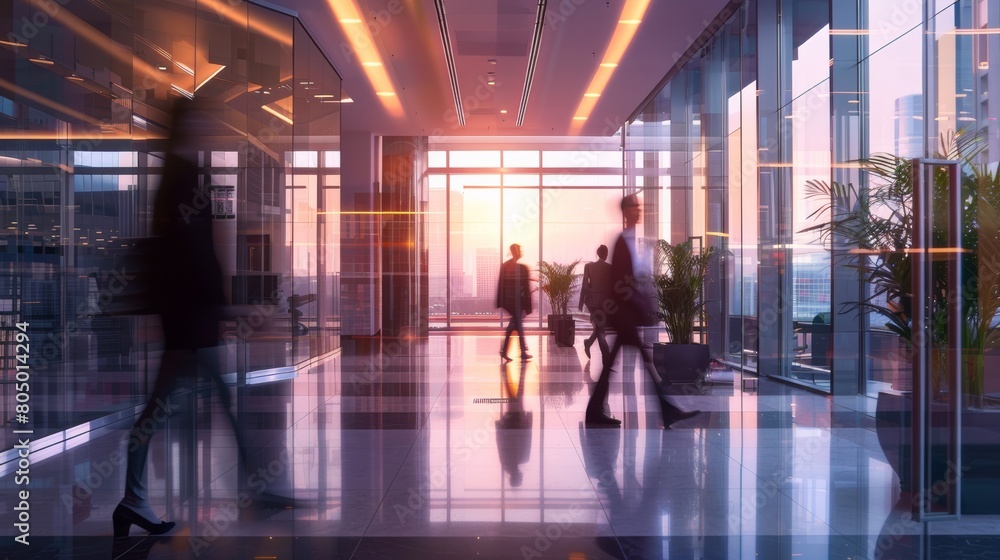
[585,196,697,428]
[579,253,612,360]
[497,246,533,360]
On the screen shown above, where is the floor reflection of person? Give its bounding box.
[585,194,699,429]
[496,360,532,488]
[579,244,612,362]
[497,243,533,362]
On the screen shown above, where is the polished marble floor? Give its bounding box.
[2,332,999,559]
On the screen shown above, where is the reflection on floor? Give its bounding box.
[2,333,999,559]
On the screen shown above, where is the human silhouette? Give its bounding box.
[579,244,612,362]
[113,98,256,538]
[497,243,533,362]
[584,194,699,428]
[495,360,533,488]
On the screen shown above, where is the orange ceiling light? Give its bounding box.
[570,0,650,130]
[327,0,402,116]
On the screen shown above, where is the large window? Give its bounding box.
[426,141,623,328]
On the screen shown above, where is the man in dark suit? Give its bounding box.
[585,194,699,428]
[497,243,533,361]
[579,244,612,361]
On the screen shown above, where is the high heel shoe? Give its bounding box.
[660,400,700,429]
[113,504,175,539]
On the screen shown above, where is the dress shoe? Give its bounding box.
[500,351,512,363]
[584,338,593,358]
[521,351,532,360]
[585,414,622,428]
[112,504,175,539]
[661,407,700,429]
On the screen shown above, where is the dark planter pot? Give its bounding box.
[550,314,575,347]
[875,390,1000,514]
[653,342,710,384]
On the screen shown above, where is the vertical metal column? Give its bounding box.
[910,158,962,520]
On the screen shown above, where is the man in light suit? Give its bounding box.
[585,194,699,428]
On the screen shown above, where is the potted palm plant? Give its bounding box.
[538,260,580,347]
[652,240,717,383]
[800,129,1000,513]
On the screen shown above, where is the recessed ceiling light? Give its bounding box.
[573,116,587,121]
[499,109,507,114]
[158,65,168,71]
[599,62,617,68]
[376,91,396,97]
[584,92,599,98]
[66,75,84,81]
[314,94,336,98]
[362,61,382,67]
[619,19,641,24]
[0,39,27,47]
[30,57,54,65]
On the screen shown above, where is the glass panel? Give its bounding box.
[450,150,500,167]
[540,188,622,319]
[503,189,539,323]
[0,0,340,452]
[428,150,447,167]
[542,150,621,168]
[428,177,448,327]
[863,3,925,395]
[453,185,501,326]
[503,150,539,167]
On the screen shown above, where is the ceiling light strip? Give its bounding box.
[433,0,464,126]
[516,0,548,127]
[571,0,650,128]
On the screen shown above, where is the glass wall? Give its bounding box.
[0,0,341,451]
[625,0,1000,397]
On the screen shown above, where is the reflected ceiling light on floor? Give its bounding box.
[434,0,464,126]
[516,0,548,127]
[328,0,402,116]
[0,39,28,47]
[571,0,650,130]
